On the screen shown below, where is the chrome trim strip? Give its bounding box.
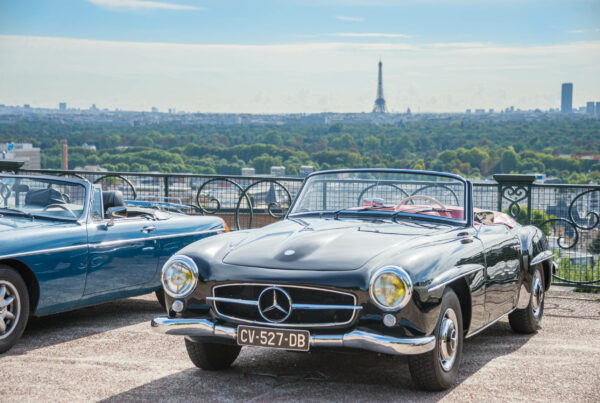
[0,229,221,260]
[0,244,88,260]
[428,266,485,292]
[292,303,363,310]
[211,282,359,328]
[530,250,554,267]
[465,307,516,339]
[151,316,436,356]
[206,296,258,306]
[206,296,362,311]
[88,229,222,248]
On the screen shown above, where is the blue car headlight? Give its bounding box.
[369,266,413,311]
[161,255,199,298]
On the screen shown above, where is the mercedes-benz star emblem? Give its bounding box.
[258,287,292,323]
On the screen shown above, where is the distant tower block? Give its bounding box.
[372,60,388,113]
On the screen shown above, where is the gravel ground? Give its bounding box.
[1,288,599,402]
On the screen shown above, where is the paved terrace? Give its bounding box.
[2,288,599,402]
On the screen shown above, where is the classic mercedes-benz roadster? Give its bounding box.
[152,169,555,390]
[0,174,227,353]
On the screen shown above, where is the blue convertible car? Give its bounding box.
[0,173,227,353]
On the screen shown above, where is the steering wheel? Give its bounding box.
[43,203,77,218]
[395,195,446,210]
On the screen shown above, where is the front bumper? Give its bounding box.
[151,316,435,356]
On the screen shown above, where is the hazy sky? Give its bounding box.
[1,0,599,113]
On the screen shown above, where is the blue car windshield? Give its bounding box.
[290,170,467,223]
[0,175,87,220]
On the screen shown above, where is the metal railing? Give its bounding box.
[16,169,600,289]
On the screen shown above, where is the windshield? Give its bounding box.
[290,170,467,223]
[0,175,87,220]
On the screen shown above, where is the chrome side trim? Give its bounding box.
[88,229,222,248]
[465,307,516,339]
[210,282,359,328]
[206,296,362,311]
[0,244,89,260]
[530,250,554,267]
[427,265,485,292]
[0,229,221,261]
[151,316,436,356]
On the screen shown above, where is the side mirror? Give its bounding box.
[106,206,126,227]
[475,211,495,225]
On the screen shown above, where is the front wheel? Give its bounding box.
[509,265,544,334]
[0,266,30,354]
[408,288,463,391]
[155,288,166,310]
[185,338,241,370]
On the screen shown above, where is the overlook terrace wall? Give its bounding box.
[18,169,600,289]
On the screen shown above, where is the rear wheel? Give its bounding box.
[509,265,544,334]
[0,266,30,354]
[185,338,241,370]
[408,288,463,391]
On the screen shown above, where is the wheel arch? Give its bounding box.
[0,259,40,314]
[445,277,471,333]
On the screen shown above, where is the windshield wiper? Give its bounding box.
[332,206,384,219]
[0,207,33,218]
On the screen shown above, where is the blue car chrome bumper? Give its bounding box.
[151,316,436,356]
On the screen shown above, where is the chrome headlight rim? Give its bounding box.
[161,255,199,298]
[369,265,413,311]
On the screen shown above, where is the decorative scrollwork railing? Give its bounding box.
[17,169,600,288]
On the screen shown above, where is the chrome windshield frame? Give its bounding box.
[0,173,91,224]
[287,169,473,227]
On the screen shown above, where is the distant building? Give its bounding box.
[561,83,573,113]
[586,102,595,115]
[270,166,286,176]
[241,167,256,176]
[475,109,485,114]
[59,102,67,111]
[299,165,314,176]
[23,104,30,109]
[0,143,41,169]
[596,102,600,117]
[151,107,158,113]
[82,143,97,151]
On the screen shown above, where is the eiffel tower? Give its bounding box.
[372,60,388,113]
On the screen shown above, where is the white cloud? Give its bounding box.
[86,0,201,11]
[568,28,600,34]
[334,16,363,22]
[0,35,598,113]
[333,33,411,38]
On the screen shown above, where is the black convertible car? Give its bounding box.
[152,169,555,390]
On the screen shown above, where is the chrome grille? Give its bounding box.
[208,283,361,328]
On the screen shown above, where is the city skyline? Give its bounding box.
[1,0,599,113]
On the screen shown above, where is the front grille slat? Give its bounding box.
[210,283,359,328]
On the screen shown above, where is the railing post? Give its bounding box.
[493,174,536,224]
[164,176,169,198]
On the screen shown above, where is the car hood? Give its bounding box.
[222,217,456,271]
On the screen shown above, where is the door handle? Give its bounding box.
[141,225,156,233]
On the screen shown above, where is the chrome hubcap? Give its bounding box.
[0,280,20,340]
[439,308,458,372]
[531,270,544,319]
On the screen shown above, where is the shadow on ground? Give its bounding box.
[101,320,534,402]
[7,295,164,356]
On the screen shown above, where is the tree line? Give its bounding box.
[1,118,599,183]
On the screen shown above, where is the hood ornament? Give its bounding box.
[284,249,295,256]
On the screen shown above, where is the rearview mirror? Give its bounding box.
[106,206,126,227]
[475,211,495,225]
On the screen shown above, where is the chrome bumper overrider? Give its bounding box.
[151,316,435,356]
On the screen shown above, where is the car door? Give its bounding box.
[477,223,521,321]
[84,204,159,295]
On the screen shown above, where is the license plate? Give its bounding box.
[237,325,310,351]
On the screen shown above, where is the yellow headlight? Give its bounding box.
[161,255,199,298]
[370,266,412,311]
